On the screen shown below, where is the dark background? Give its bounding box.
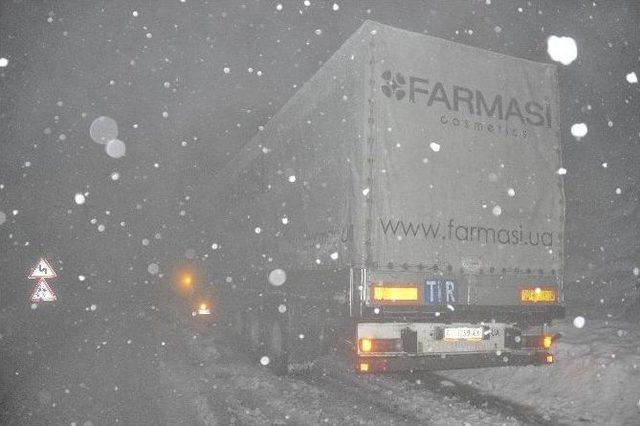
[0,0,638,422]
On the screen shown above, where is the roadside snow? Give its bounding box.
[441,319,640,425]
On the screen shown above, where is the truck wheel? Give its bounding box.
[268,318,289,375]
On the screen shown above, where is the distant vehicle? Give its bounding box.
[169,264,216,324]
[208,20,565,373]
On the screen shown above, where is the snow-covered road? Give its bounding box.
[1,293,558,425]
[2,272,636,426]
[156,316,545,425]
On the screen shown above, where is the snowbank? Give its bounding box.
[441,319,640,425]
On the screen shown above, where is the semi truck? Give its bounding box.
[205,20,565,373]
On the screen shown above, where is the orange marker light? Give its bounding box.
[372,286,418,302]
[542,335,553,349]
[359,363,369,372]
[546,354,554,364]
[520,287,557,304]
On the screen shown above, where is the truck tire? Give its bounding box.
[268,318,289,375]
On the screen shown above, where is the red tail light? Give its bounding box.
[358,338,403,353]
[523,334,558,349]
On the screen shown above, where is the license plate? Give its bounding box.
[444,327,483,340]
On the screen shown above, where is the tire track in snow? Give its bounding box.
[201,329,523,425]
[158,305,551,425]
[400,371,570,426]
[306,357,523,426]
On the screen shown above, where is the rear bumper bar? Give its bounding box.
[357,351,552,373]
[362,305,565,325]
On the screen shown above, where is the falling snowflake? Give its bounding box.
[547,35,577,65]
[147,263,159,275]
[105,139,126,158]
[90,116,118,144]
[571,123,588,139]
[268,269,286,286]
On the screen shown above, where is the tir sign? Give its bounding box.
[424,280,456,305]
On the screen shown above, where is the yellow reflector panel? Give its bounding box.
[520,287,557,303]
[372,286,418,302]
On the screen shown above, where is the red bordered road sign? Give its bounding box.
[30,278,57,303]
[28,258,57,280]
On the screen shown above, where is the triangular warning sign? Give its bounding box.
[30,279,57,303]
[28,258,57,279]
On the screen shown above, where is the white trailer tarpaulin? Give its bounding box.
[368,23,563,275]
[209,21,563,291]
